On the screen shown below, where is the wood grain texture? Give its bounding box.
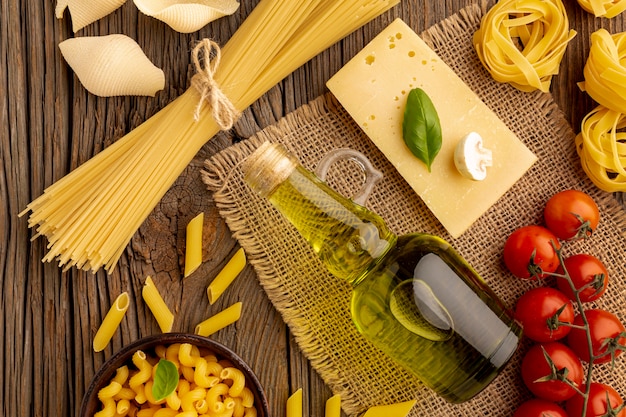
[1,1,625,417]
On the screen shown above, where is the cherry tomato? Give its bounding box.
[521,342,584,402]
[503,225,561,280]
[515,287,574,342]
[556,254,609,303]
[512,398,568,417]
[544,190,600,240]
[566,383,626,417]
[567,309,626,364]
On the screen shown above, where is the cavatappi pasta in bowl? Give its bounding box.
[80,333,269,417]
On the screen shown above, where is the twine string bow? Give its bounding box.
[191,39,240,130]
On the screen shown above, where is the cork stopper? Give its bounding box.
[241,142,297,198]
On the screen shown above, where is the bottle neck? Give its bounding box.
[242,142,396,284]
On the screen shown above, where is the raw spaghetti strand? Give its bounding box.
[21,0,400,274]
[473,0,576,92]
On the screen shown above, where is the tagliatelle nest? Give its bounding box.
[577,0,626,18]
[473,0,576,93]
[576,105,626,192]
[580,29,626,115]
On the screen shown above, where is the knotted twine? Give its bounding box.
[191,39,240,130]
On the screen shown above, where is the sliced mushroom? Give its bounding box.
[454,132,493,181]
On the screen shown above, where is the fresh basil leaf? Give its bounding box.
[152,359,179,401]
[401,88,442,172]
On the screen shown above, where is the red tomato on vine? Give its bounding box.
[567,309,626,364]
[544,190,599,240]
[556,254,609,303]
[503,225,561,280]
[566,382,626,417]
[514,287,574,342]
[521,342,584,402]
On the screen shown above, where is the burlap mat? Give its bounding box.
[202,4,626,416]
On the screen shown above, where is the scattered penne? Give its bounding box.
[93,292,130,352]
[58,34,165,97]
[362,400,416,417]
[286,388,302,417]
[325,394,341,417]
[207,247,246,304]
[142,276,175,333]
[132,0,240,33]
[55,0,126,32]
[195,302,242,337]
[184,212,204,278]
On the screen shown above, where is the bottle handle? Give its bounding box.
[315,148,383,206]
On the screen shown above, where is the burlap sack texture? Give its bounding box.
[202,4,626,416]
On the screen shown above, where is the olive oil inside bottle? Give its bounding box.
[242,143,521,403]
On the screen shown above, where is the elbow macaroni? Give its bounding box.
[94,343,258,417]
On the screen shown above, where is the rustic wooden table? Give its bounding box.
[2,1,625,416]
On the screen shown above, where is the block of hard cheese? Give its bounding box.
[327,19,537,238]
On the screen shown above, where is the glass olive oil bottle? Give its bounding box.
[242,142,521,403]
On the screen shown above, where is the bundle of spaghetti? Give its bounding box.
[577,0,626,18]
[580,29,626,114]
[21,0,399,273]
[575,105,626,192]
[473,0,576,92]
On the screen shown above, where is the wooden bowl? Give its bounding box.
[80,333,269,417]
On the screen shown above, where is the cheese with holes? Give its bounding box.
[327,19,536,238]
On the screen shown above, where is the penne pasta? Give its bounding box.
[93,292,130,352]
[325,394,341,417]
[362,400,416,417]
[184,212,204,278]
[207,247,246,304]
[142,276,175,333]
[194,302,242,337]
[286,388,302,417]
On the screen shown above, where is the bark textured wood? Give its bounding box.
[1,1,624,416]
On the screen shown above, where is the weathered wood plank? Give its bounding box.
[4,1,626,417]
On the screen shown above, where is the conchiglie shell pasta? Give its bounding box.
[133,0,240,33]
[55,0,127,33]
[59,35,165,97]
